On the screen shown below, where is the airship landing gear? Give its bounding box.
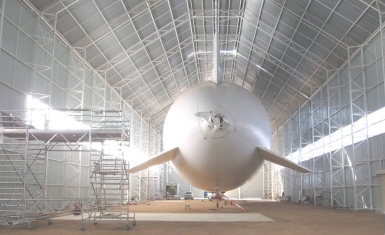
[209,192,222,210]
[222,194,246,211]
[210,192,246,211]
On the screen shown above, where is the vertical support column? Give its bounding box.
[298,108,303,202]
[138,112,143,201]
[262,164,265,198]
[78,47,86,109]
[311,82,330,206]
[289,112,293,200]
[379,1,385,107]
[151,127,157,198]
[299,103,312,198]
[348,45,373,210]
[378,1,385,211]
[265,127,282,200]
[43,145,48,211]
[273,127,283,200]
[103,73,107,110]
[376,170,385,212]
[327,79,333,208]
[311,98,316,205]
[310,85,328,206]
[364,59,373,211]
[279,120,285,198]
[129,112,134,202]
[23,128,29,221]
[166,162,169,184]
[158,131,164,198]
[88,111,93,206]
[327,70,347,208]
[276,128,281,192]
[146,120,150,200]
[278,128,283,197]
[322,82,328,201]
[348,47,358,211]
[78,140,82,201]
[269,161,273,199]
[0,0,5,50]
[48,13,56,108]
[271,131,278,199]
[264,161,272,199]
[78,47,86,202]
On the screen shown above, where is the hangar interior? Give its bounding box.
[0,0,385,225]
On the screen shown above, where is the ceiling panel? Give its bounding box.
[26,0,382,130]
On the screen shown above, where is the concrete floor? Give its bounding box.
[53,212,273,222]
[0,199,384,235]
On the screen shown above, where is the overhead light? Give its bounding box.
[256,64,268,73]
[196,51,212,54]
[187,50,236,58]
[220,50,236,55]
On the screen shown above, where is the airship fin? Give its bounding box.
[257,147,311,173]
[128,147,178,173]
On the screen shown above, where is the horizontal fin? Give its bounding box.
[257,147,311,173]
[128,147,178,173]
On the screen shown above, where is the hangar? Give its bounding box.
[0,0,384,234]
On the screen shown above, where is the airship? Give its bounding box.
[128,82,310,192]
[128,22,310,201]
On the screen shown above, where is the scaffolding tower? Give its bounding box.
[80,149,135,230]
[0,111,50,228]
[0,109,133,229]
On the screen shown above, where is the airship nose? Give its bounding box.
[195,110,233,138]
[163,82,272,192]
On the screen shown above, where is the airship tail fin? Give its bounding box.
[257,147,311,173]
[128,147,178,173]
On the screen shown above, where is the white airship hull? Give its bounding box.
[163,82,271,192]
[128,82,310,192]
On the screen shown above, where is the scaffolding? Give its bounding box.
[81,151,135,231]
[0,109,133,229]
[0,111,50,228]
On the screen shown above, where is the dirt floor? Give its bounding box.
[1,199,384,235]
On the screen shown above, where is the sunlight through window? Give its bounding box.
[26,95,89,130]
[286,106,385,162]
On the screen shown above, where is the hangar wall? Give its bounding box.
[166,165,264,199]
[272,29,385,211]
[0,0,162,209]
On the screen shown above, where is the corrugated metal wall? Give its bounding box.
[274,33,385,211]
[0,0,162,210]
[166,162,264,199]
